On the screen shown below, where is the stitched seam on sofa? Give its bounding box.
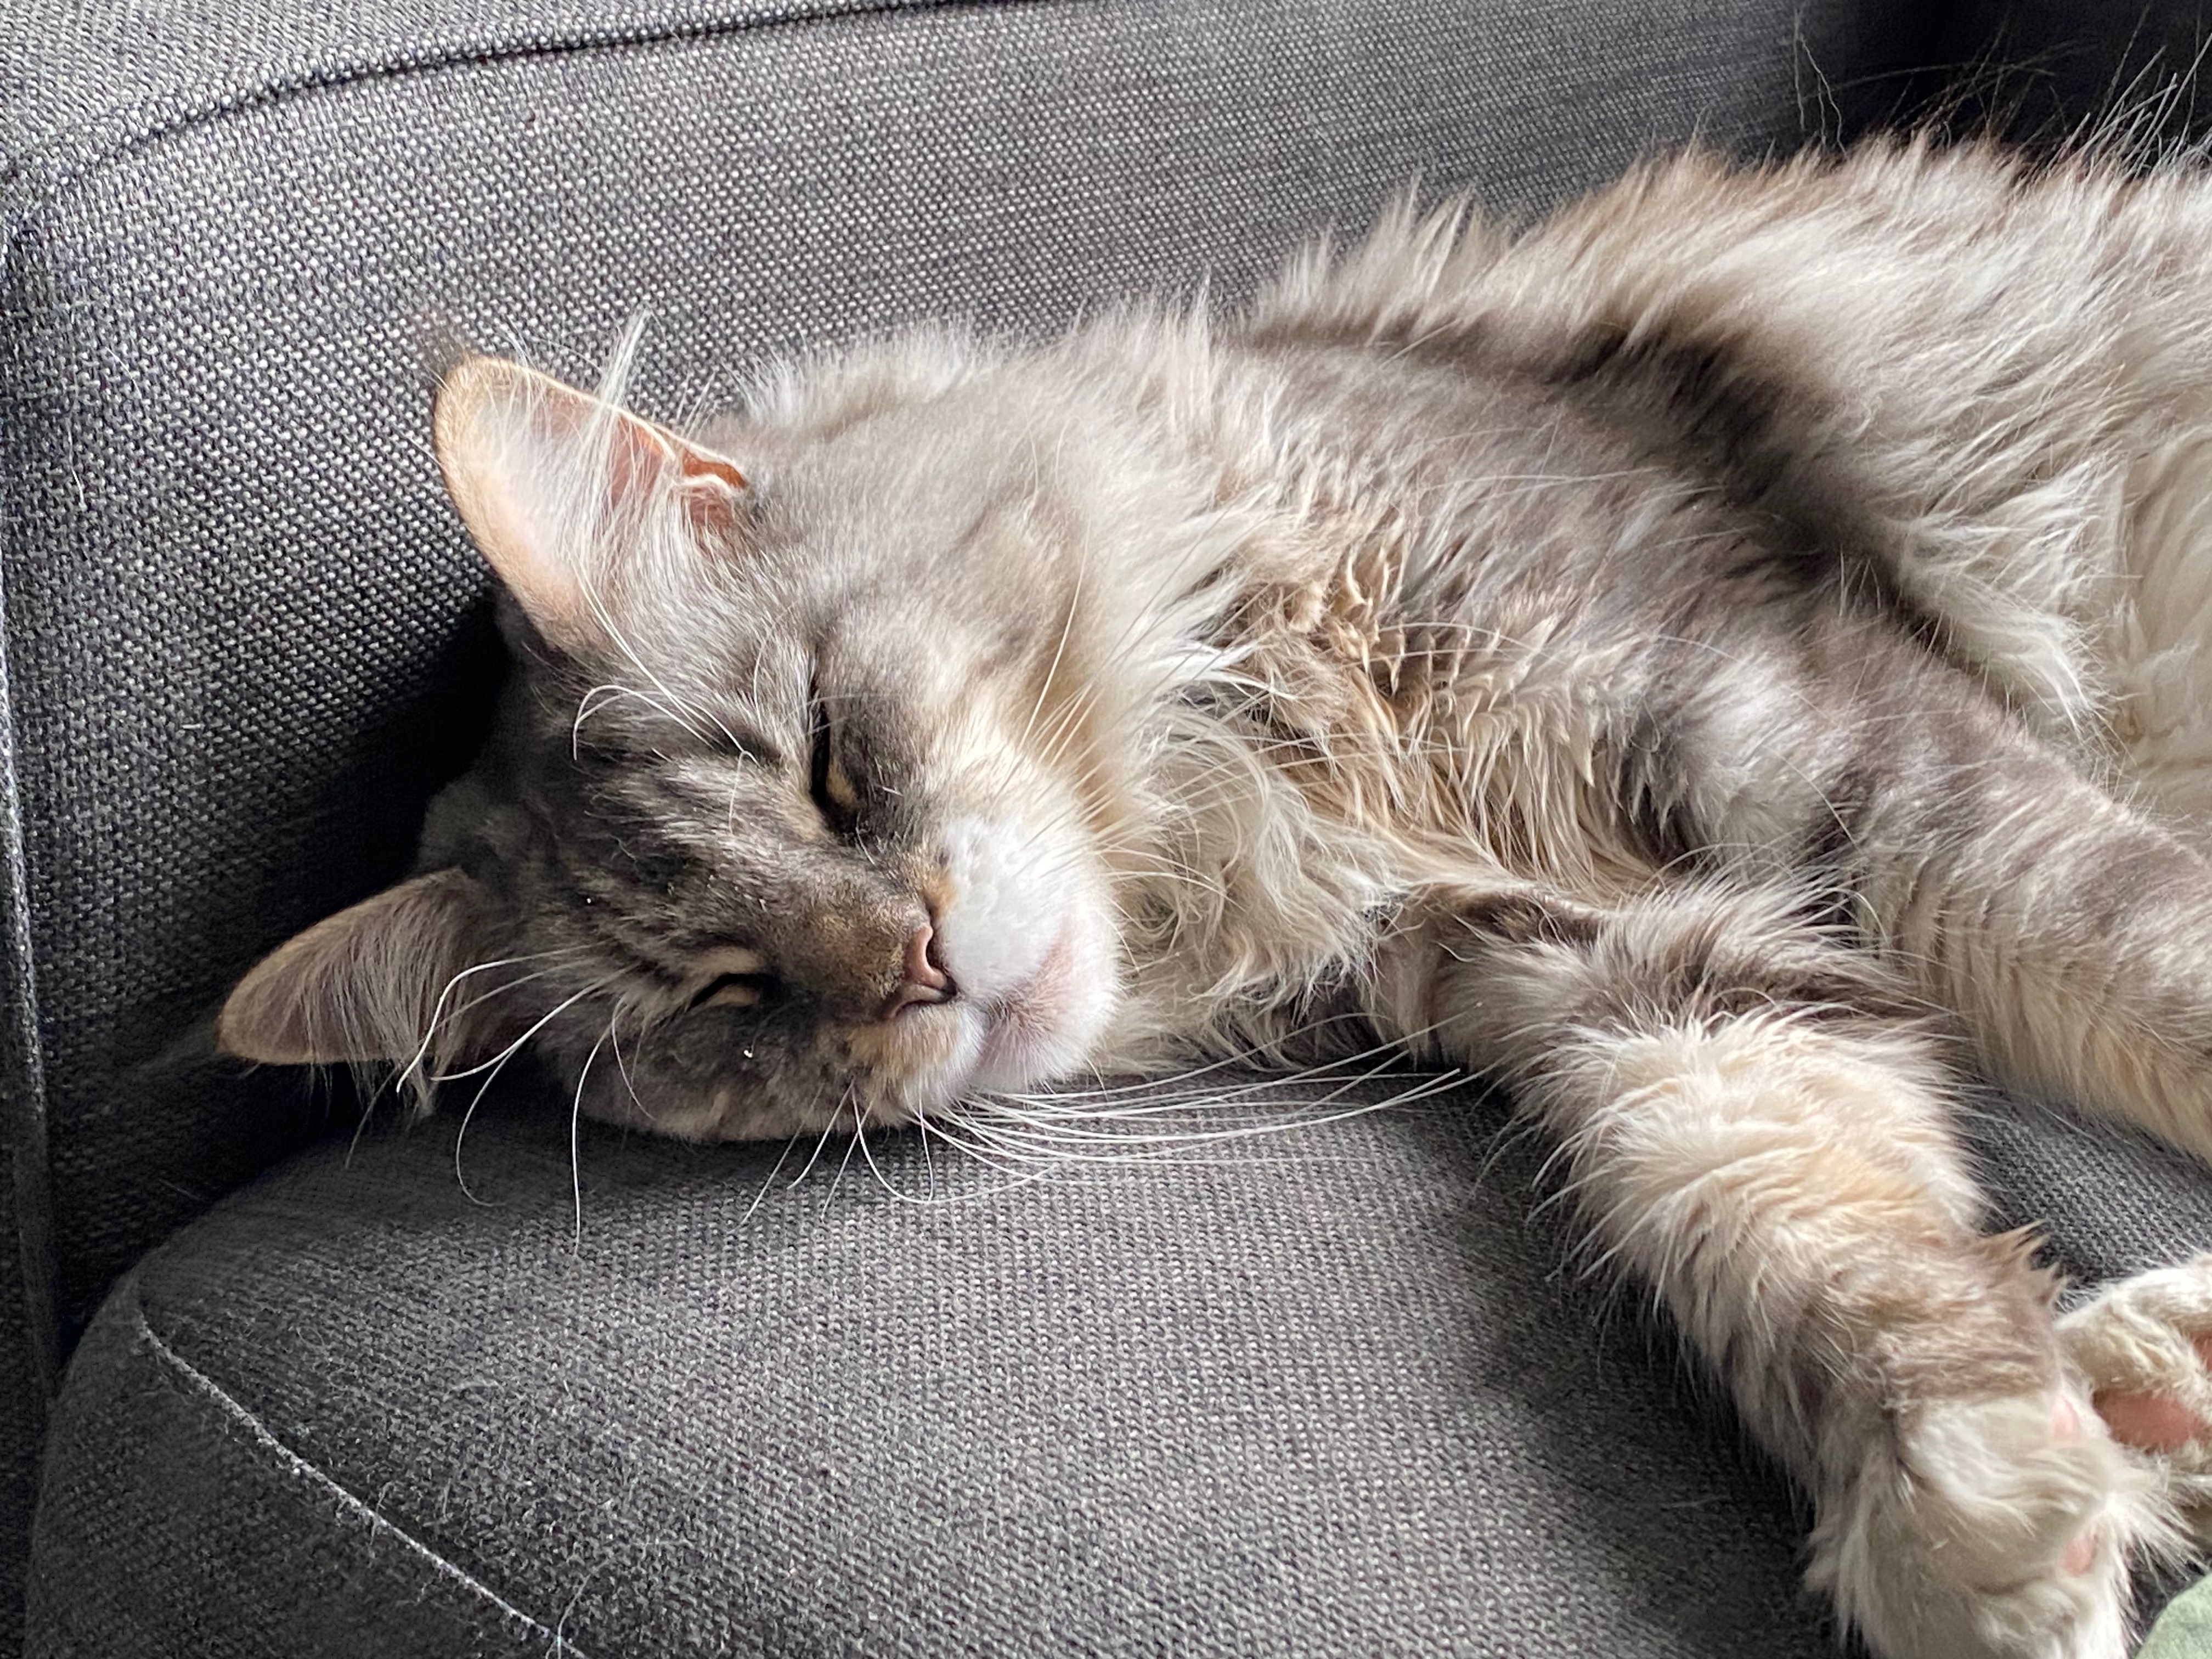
[0,667,57,1421]
[0,234,60,1427]
[134,1305,590,1656]
[0,0,1053,216]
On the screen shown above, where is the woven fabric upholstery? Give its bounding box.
[27,1082,2212,1657]
[0,1187,38,1657]
[27,1086,1840,1657]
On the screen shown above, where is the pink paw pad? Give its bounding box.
[2048,1397,2102,1576]
[2091,1343,2212,1452]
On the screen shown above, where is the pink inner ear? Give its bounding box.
[678,448,746,491]
[605,414,675,512]
[599,417,746,512]
[434,355,749,646]
[436,359,589,638]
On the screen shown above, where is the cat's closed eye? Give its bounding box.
[806,693,860,833]
[688,949,777,1009]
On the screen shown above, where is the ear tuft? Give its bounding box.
[219,869,498,1107]
[431,354,748,652]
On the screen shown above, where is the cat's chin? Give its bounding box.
[966,928,1091,1092]
[902,909,1119,1109]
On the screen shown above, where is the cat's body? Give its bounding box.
[223,140,2212,1658]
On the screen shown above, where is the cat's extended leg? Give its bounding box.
[1367,880,2168,1659]
[1817,684,2212,1171]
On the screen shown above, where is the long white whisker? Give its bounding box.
[449,976,618,1204]
[825,1087,865,1212]
[397,948,587,1098]
[741,1134,803,1224]
[1022,563,1086,748]
[570,1029,608,1255]
[781,1103,845,1198]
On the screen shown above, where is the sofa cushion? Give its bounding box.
[30,1070,2212,1657]
[29,1080,1829,1657]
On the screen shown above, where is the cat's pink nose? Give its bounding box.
[885,924,953,1015]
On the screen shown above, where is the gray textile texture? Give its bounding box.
[25,1082,1837,1657]
[0,1182,36,1657]
[29,1080,2212,1657]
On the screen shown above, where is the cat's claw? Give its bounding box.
[2061,1254,2212,1545]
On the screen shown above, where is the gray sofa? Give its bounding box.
[8,2,2212,1653]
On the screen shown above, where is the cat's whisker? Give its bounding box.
[430,973,620,1085]
[909,1116,1068,1197]
[1020,562,1087,750]
[993,1075,1440,1126]
[578,574,750,758]
[569,1028,609,1255]
[432,958,591,1039]
[955,1035,1460,1150]
[1030,672,1113,763]
[780,1105,844,1201]
[917,1099,940,1201]
[740,1132,802,1224]
[856,1100,962,1205]
[448,974,620,1206]
[604,1018,664,1130]
[571,681,715,758]
[975,1020,1368,1107]
[988,1042,1420,1118]
[823,1086,866,1212]
[396,947,590,1103]
[936,1067,1463,1169]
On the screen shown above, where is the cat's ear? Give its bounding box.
[432,356,747,652]
[218,868,496,1070]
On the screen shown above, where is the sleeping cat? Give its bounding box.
[220,138,2212,1658]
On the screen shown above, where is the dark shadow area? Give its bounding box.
[44,592,509,1333]
[1910,3,2212,150]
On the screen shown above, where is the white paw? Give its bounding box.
[1811,1387,2154,1659]
[2061,1254,2212,1541]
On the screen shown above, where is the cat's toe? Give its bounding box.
[2060,1255,2212,1537]
[1812,1389,2150,1659]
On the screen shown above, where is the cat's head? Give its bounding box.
[219,339,1150,1139]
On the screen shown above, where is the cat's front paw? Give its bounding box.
[2061,1254,2212,1542]
[1809,1388,2152,1659]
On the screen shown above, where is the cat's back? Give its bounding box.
[1091,299,1817,896]
[1233,140,2212,754]
[1144,143,2162,888]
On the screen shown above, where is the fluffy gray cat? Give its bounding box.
[221,139,2212,1658]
